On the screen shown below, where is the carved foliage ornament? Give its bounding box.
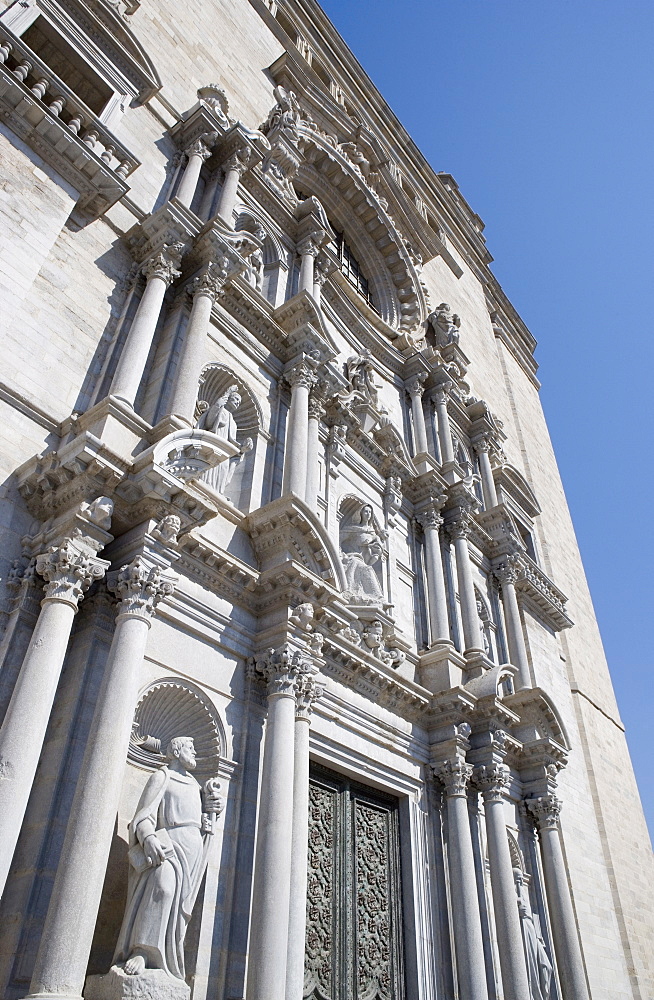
[110,557,176,619]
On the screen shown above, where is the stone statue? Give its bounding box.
[245,245,264,291]
[344,351,381,408]
[428,303,461,348]
[262,85,302,136]
[340,504,384,605]
[514,869,553,1000]
[197,385,252,496]
[112,737,223,984]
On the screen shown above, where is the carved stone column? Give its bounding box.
[312,253,336,307]
[305,388,325,511]
[447,505,485,656]
[297,235,320,294]
[432,381,455,465]
[111,244,183,407]
[473,436,498,509]
[475,763,531,1000]
[526,796,590,1000]
[247,646,309,1000]
[495,558,531,689]
[415,498,451,646]
[0,503,112,898]
[432,755,489,1000]
[26,553,177,1000]
[282,361,317,499]
[167,261,228,424]
[216,148,251,226]
[285,672,322,1000]
[406,373,429,458]
[176,133,215,209]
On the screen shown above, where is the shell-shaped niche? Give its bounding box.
[129,678,225,782]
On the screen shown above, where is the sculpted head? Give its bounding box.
[360,504,373,524]
[166,736,197,770]
[225,386,241,412]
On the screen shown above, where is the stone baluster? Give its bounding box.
[432,381,455,465]
[495,558,531,688]
[176,133,216,209]
[0,502,113,898]
[247,647,308,1000]
[406,374,429,458]
[26,553,177,1000]
[305,387,325,511]
[473,436,498,508]
[282,361,317,499]
[216,147,252,226]
[111,244,183,407]
[285,671,322,1000]
[297,235,320,294]
[447,505,485,656]
[415,498,451,646]
[475,760,531,1000]
[167,260,230,424]
[526,796,590,1000]
[432,754,489,1000]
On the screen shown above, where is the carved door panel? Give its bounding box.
[305,767,405,1000]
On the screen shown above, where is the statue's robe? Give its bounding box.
[113,766,209,980]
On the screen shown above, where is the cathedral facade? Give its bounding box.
[0,2,651,999]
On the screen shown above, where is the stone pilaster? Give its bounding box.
[305,387,326,511]
[26,547,177,1000]
[216,146,252,225]
[447,502,485,657]
[406,373,429,458]
[282,359,318,499]
[176,132,216,208]
[297,234,321,294]
[432,380,455,466]
[415,495,451,646]
[0,500,113,898]
[495,556,531,689]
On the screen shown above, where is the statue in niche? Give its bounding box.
[514,868,553,1000]
[344,351,384,411]
[428,303,461,348]
[340,504,385,605]
[197,385,252,496]
[113,737,223,982]
[262,85,302,136]
[244,227,265,291]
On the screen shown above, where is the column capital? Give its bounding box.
[447,505,475,541]
[224,145,254,175]
[109,556,177,623]
[285,359,318,392]
[141,242,184,285]
[472,433,492,454]
[474,763,511,803]
[431,379,454,405]
[185,131,217,161]
[525,794,562,832]
[188,257,232,302]
[405,372,428,398]
[314,253,338,286]
[415,491,448,532]
[250,644,313,698]
[494,554,521,586]
[432,757,473,797]
[296,234,321,258]
[36,542,109,608]
[295,671,324,721]
[307,389,326,421]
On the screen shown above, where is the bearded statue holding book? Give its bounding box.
[91,737,223,997]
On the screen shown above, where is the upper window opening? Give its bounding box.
[22,17,112,115]
[312,60,331,91]
[275,9,297,43]
[332,230,377,312]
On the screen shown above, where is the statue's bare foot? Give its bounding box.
[124,952,146,976]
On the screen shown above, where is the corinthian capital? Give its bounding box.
[525,794,562,832]
[297,235,321,258]
[251,644,312,697]
[110,557,177,621]
[406,373,428,398]
[141,242,184,285]
[495,555,520,587]
[432,380,453,406]
[285,360,317,392]
[36,542,109,607]
[447,507,474,541]
[432,758,473,797]
[186,131,217,160]
[188,258,234,302]
[474,764,511,803]
[295,672,324,721]
[224,146,253,175]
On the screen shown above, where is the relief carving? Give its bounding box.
[339,503,385,606]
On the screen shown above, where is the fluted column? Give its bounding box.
[111,245,183,407]
[0,503,112,899]
[216,148,251,226]
[176,133,215,209]
[474,436,498,508]
[433,756,489,1000]
[432,381,455,465]
[305,389,325,511]
[285,673,322,1000]
[167,261,227,423]
[26,555,177,1000]
[448,505,485,656]
[406,374,429,457]
[495,558,531,688]
[297,236,320,294]
[282,361,316,499]
[526,796,590,1000]
[476,764,531,1000]
[247,647,307,1000]
[415,498,451,645]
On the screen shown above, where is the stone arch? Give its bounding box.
[129,677,225,783]
[295,129,427,334]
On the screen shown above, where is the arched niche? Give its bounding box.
[294,129,427,335]
[338,495,386,607]
[474,585,498,664]
[235,209,288,305]
[196,364,264,512]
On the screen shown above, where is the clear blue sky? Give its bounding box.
[318,0,654,838]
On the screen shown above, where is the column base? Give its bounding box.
[85,967,190,1000]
